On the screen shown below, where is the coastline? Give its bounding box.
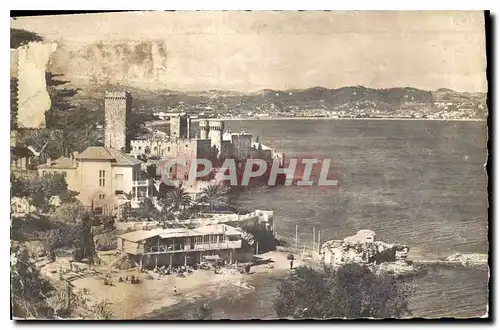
[66,251,302,319]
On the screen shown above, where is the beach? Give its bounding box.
[44,251,303,319]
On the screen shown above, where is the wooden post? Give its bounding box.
[256,241,259,255]
[184,253,187,266]
[66,281,71,311]
[295,224,298,248]
[313,227,316,252]
[139,255,143,271]
[317,231,321,253]
[156,237,159,269]
[169,254,173,269]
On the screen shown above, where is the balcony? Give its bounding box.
[143,240,242,255]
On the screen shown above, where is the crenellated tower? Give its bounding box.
[104,91,132,152]
[208,120,224,156]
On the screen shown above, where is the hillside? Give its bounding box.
[69,83,486,119]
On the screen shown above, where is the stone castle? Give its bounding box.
[32,89,284,216]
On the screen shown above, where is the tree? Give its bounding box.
[11,244,55,319]
[11,173,29,198]
[18,128,64,161]
[242,223,277,253]
[11,78,18,130]
[10,28,43,49]
[197,184,230,211]
[28,172,78,212]
[136,197,160,221]
[49,201,86,224]
[273,264,414,319]
[163,186,192,212]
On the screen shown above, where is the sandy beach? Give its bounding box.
[43,251,303,319]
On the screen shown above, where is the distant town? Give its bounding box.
[118,86,487,121]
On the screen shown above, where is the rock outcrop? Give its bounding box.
[320,230,409,266]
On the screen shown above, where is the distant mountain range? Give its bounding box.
[73,84,486,116]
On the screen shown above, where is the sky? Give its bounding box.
[11,11,487,92]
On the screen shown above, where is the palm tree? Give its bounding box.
[166,186,192,212]
[198,184,230,212]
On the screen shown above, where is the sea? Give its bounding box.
[146,119,489,319]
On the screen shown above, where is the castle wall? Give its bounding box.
[231,134,252,159]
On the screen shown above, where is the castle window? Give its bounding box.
[99,170,106,187]
[138,146,142,150]
[99,194,105,200]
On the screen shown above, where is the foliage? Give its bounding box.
[17,128,62,161]
[10,245,55,319]
[197,184,230,211]
[48,202,86,224]
[44,203,95,259]
[242,223,277,253]
[10,28,43,49]
[161,186,192,212]
[89,300,113,320]
[28,172,78,212]
[11,214,58,242]
[273,264,414,319]
[133,197,160,221]
[11,78,18,130]
[44,72,103,156]
[11,173,29,198]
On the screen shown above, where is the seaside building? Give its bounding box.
[117,224,243,268]
[38,146,149,215]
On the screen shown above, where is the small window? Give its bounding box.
[115,173,124,180]
[184,173,188,180]
[62,171,67,178]
[115,190,124,195]
[99,194,105,200]
[99,170,106,187]
[138,146,142,150]
[167,146,170,152]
